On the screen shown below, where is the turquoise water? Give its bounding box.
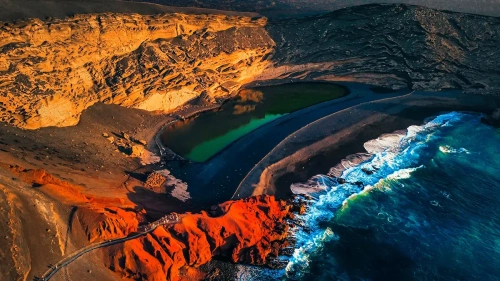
[284,112,500,281]
[185,114,283,162]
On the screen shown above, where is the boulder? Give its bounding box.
[482,108,500,127]
[130,145,144,157]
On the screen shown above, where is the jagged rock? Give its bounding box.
[145,172,167,188]
[0,13,273,129]
[130,145,144,157]
[482,108,500,127]
[105,136,114,143]
[203,268,221,281]
[102,133,109,138]
[121,132,130,141]
[104,195,292,281]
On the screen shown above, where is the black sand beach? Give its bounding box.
[233,90,500,200]
[162,83,411,208]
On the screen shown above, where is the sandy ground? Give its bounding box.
[233,90,500,200]
[0,97,222,279]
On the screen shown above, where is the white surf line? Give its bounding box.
[231,91,415,200]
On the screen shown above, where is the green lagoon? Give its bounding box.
[161,82,348,162]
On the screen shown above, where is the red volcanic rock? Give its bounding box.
[105,195,292,281]
[77,207,140,243]
[2,164,142,243]
[0,163,293,280]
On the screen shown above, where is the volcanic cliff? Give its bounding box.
[0,162,294,280]
[0,13,273,129]
[2,4,500,129]
[1,3,500,281]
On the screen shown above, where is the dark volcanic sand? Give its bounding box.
[233,90,500,200]
[164,83,411,208]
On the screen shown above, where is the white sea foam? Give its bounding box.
[327,153,372,178]
[290,175,332,197]
[387,166,424,180]
[364,132,405,154]
[439,145,470,154]
[285,112,473,279]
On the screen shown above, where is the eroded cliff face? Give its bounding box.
[2,4,500,129]
[258,4,500,91]
[0,13,274,129]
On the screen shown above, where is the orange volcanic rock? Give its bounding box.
[0,13,274,129]
[77,207,140,243]
[1,163,142,242]
[3,164,130,206]
[0,163,294,280]
[105,195,292,281]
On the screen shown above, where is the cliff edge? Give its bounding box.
[2,4,500,129]
[0,13,273,129]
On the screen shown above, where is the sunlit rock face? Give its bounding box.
[104,195,292,281]
[1,4,500,129]
[0,13,274,129]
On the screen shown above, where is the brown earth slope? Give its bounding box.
[0,161,293,280]
[257,4,500,91]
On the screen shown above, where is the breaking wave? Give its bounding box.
[286,112,479,279]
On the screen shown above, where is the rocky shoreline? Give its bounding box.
[234,90,500,200]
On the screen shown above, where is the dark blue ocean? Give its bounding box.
[237,112,500,281]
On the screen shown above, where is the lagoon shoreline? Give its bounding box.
[233,90,500,201]
[160,82,410,208]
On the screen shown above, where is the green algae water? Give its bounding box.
[161,83,347,162]
[234,112,500,281]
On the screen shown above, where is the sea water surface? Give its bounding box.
[161,82,347,162]
[237,111,500,281]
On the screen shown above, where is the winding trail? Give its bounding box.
[38,215,182,281]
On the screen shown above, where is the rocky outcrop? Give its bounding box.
[482,108,500,127]
[0,13,273,129]
[105,195,292,281]
[258,4,500,91]
[1,163,293,280]
[2,4,500,130]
